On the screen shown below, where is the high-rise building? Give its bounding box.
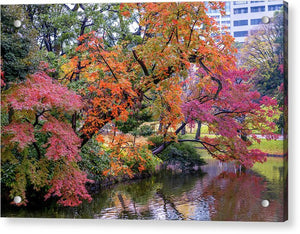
[230,0,283,42]
[206,0,284,43]
[206,2,231,34]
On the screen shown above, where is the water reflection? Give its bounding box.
[2,158,286,221]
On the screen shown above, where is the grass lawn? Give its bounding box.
[174,128,287,183]
[147,122,285,156]
[151,123,210,135]
[178,134,284,155]
[179,133,215,140]
[249,139,285,155]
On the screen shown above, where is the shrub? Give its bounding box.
[124,146,162,174]
[79,139,111,181]
[139,125,154,136]
[147,135,164,150]
[159,142,205,169]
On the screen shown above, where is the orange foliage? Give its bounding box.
[60,2,237,176]
[99,133,152,178]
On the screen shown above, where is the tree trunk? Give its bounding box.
[8,105,14,123]
[158,122,162,132]
[152,122,187,155]
[72,112,77,131]
[181,122,186,135]
[133,134,136,146]
[195,120,201,140]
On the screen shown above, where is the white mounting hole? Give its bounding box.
[14,196,22,204]
[14,20,22,28]
[261,199,270,207]
[261,16,270,24]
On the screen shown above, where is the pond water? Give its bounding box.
[2,157,287,221]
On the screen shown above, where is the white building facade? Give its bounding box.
[206,0,284,43]
[206,1,232,34]
[230,0,283,42]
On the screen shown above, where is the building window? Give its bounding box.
[234,31,248,37]
[233,1,248,5]
[207,8,218,14]
[211,15,220,19]
[234,20,248,26]
[222,20,231,25]
[268,4,283,11]
[251,18,262,25]
[234,7,248,14]
[222,15,230,19]
[225,2,231,12]
[251,6,265,12]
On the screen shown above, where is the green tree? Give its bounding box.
[0,5,39,84]
[240,9,287,132]
[241,11,284,97]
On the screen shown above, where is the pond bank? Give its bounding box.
[87,160,205,193]
[2,157,286,221]
[195,147,287,158]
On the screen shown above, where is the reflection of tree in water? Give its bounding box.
[249,169,283,203]
[202,172,284,221]
[121,177,162,205]
[95,178,162,219]
[155,189,184,220]
[108,172,201,219]
[81,166,285,221]
[116,193,139,219]
[2,161,285,221]
[251,158,286,202]
[155,170,204,197]
[94,171,203,220]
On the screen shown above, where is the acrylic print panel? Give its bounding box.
[0,0,288,221]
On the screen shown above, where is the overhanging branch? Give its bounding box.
[199,58,222,99]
